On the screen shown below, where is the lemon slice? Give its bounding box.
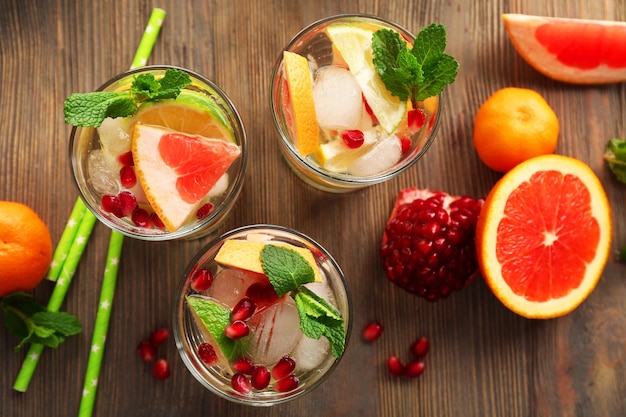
[326,24,407,134]
[314,130,378,173]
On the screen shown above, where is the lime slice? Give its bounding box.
[186,295,238,362]
[326,24,407,134]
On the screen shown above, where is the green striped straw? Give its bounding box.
[46,198,88,282]
[78,8,166,417]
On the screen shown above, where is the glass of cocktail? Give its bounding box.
[68,65,247,240]
[271,14,456,192]
[173,224,352,406]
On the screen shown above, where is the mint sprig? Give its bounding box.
[0,292,82,351]
[64,68,191,127]
[372,23,459,105]
[260,245,346,358]
[604,138,626,184]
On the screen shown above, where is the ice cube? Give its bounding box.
[87,149,121,195]
[98,117,132,154]
[313,66,364,130]
[292,335,330,372]
[208,173,229,197]
[209,268,265,309]
[348,134,402,176]
[246,298,302,366]
[303,281,336,306]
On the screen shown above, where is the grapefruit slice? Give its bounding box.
[476,154,612,318]
[132,124,241,231]
[503,13,626,84]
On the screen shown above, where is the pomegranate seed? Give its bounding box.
[232,357,255,374]
[137,339,156,363]
[411,336,430,358]
[362,321,383,342]
[150,212,165,230]
[405,359,426,378]
[274,374,299,393]
[231,373,251,394]
[119,165,137,188]
[152,358,171,380]
[117,151,134,166]
[363,95,378,124]
[196,203,214,220]
[341,129,365,149]
[149,328,169,347]
[251,365,271,390]
[271,356,296,380]
[117,191,137,216]
[197,342,218,365]
[101,194,124,218]
[245,282,279,304]
[387,355,405,376]
[132,208,151,227]
[231,297,257,322]
[407,108,426,130]
[191,268,214,291]
[400,137,412,154]
[225,320,249,339]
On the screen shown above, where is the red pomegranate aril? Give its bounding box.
[152,358,171,380]
[191,268,214,291]
[137,339,156,363]
[225,320,250,339]
[271,356,296,380]
[362,321,383,342]
[400,137,412,154]
[149,328,169,348]
[407,108,426,130]
[411,336,430,358]
[196,203,214,220]
[405,359,426,378]
[251,365,271,390]
[197,342,218,365]
[341,129,365,149]
[387,355,405,376]
[231,297,257,322]
[232,357,255,374]
[120,165,137,188]
[101,194,124,218]
[231,373,251,394]
[118,191,137,216]
[363,95,378,124]
[150,212,165,230]
[117,150,134,166]
[246,282,279,304]
[132,208,151,227]
[274,374,299,393]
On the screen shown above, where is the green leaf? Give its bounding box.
[31,311,82,337]
[154,69,192,100]
[131,73,161,98]
[64,92,137,127]
[619,246,626,262]
[261,245,315,297]
[604,138,626,184]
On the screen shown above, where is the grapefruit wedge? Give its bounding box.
[132,124,241,231]
[476,154,612,319]
[503,13,626,84]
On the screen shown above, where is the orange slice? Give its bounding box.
[282,51,319,156]
[132,124,241,232]
[476,154,612,318]
[503,13,626,84]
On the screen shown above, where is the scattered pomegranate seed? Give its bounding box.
[341,129,365,149]
[150,212,165,230]
[117,191,137,216]
[137,339,156,363]
[197,342,218,365]
[251,365,271,390]
[362,321,383,342]
[131,208,151,227]
[225,320,250,339]
[101,194,124,218]
[191,268,214,291]
[119,165,137,188]
[407,108,426,130]
[152,358,171,380]
[274,374,299,393]
[405,359,426,378]
[400,137,412,154]
[117,150,134,166]
[232,357,255,374]
[387,355,405,376]
[231,297,257,322]
[196,203,214,220]
[231,373,251,394]
[271,356,296,380]
[149,328,169,348]
[411,336,430,358]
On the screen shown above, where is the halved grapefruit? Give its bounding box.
[476,154,612,319]
[503,13,626,84]
[132,124,241,231]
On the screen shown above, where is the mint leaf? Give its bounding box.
[260,245,315,297]
[292,287,345,358]
[32,311,82,337]
[186,296,238,360]
[620,246,626,262]
[153,69,192,99]
[604,138,626,184]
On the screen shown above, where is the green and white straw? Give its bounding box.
[46,199,88,282]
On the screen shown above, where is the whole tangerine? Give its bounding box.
[473,87,559,173]
[0,201,53,297]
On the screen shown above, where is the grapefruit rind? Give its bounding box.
[476,154,612,319]
[502,13,626,85]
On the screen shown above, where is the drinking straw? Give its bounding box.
[46,199,87,282]
[77,231,124,417]
[130,7,166,69]
[13,212,98,392]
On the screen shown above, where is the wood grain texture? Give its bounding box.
[1,0,625,416]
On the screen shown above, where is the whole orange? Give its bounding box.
[0,201,53,297]
[473,87,559,173]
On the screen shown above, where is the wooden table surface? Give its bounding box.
[2,0,625,416]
